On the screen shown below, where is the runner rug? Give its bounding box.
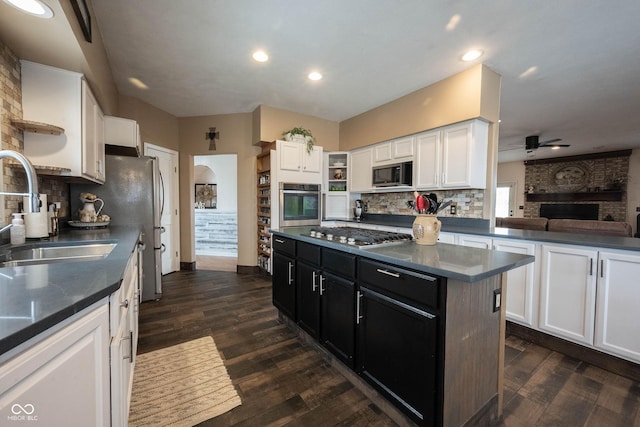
[129,336,242,426]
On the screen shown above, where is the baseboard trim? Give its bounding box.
[507,322,640,382]
[180,261,196,271]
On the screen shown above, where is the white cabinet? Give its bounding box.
[349,147,373,192]
[276,140,322,184]
[372,136,414,164]
[539,244,597,346]
[458,234,493,249]
[0,302,111,426]
[493,239,538,327]
[324,152,350,219]
[437,232,456,244]
[104,115,141,156]
[415,119,489,190]
[110,245,140,426]
[21,60,105,183]
[594,250,640,363]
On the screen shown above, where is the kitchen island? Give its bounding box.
[271,227,533,427]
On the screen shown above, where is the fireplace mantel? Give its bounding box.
[526,191,623,202]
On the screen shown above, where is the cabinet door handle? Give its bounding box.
[376,268,400,278]
[319,275,326,295]
[274,238,285,244]
[121,299,129,309]
[288,262,294,285]
[600,259,604,278]
[589,258,593,276]
[356,291,363,324]
[312,271,317,292]
[122,332,132,361]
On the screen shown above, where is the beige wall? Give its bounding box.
[497,161,526,218]
[177,113,259,266]
[254,104,340,151]
[118,95,180,151]
[339,64,497,150]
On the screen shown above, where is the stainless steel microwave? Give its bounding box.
[372,161,413,187]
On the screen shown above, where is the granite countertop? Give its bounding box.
[0,226,141,357]
[326,214,640,252]
[272,227,534,282]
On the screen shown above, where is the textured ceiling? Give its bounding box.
[2,1,640,162]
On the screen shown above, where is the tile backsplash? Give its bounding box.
[361,190,485,218]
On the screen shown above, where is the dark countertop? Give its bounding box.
[326,214,640,252]
[0,226,141,357]
[273,227,534,282]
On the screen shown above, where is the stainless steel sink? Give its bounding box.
[1,242,117,267]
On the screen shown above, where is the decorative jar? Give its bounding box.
[412,214,441,245]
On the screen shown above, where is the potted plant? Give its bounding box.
[282,127,315,154]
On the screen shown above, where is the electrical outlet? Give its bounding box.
[450,204,457,215]
[493,289,501,312]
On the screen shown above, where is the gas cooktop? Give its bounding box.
[308,226,413,247]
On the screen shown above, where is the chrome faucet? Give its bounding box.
[0,150,40,213]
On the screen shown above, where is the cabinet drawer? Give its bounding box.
[272,235,295,257]
[322,248,356,279]
[358,258,439,309]
[298,241,321,265]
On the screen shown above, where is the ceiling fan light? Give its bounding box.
[252,50,269,62]
[308,71,322,81]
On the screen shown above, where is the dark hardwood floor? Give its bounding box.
[137,270,640,426]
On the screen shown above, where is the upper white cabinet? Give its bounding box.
[21,60,105,183]
[104,116,141,156]
[415,119,489,190]
[372,136,414,164]
[324,152,350,219]
[349,147,373,192]
[276,140,322,184]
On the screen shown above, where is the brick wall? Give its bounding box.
[524,155,629,221]
[0,40,70,224]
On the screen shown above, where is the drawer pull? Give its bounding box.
[275,238,285,244]
[376,268,400,278]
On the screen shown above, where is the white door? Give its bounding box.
[495,182,517,218]
[145,144,180,274]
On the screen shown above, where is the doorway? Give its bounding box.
[496,182,517,218]
[194,154,238,271]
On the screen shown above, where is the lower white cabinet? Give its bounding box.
[110,249,140,426]
[0,302,111,426]
[458,234,493,249]
[493,239,538,327]
[594,250,640,362]
[539,244,598,346]
[437,232,456,244]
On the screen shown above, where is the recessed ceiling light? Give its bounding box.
[128,77,149,90]
[461,49,483,62]
[551,146,561,150]
[252,50,269,62]
[3,0,53,18]
[308,71,322,81]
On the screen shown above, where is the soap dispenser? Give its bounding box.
[10,213,26,245]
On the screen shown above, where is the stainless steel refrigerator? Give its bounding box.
[70,155,163,301]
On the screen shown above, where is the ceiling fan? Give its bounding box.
[500,135,570,152]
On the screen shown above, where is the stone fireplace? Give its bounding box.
[524,150,630,221]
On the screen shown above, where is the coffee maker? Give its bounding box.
[354,199,364,221]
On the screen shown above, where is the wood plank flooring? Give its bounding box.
[137,271,640,426]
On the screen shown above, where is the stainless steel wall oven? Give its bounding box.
[279,183,321,227]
